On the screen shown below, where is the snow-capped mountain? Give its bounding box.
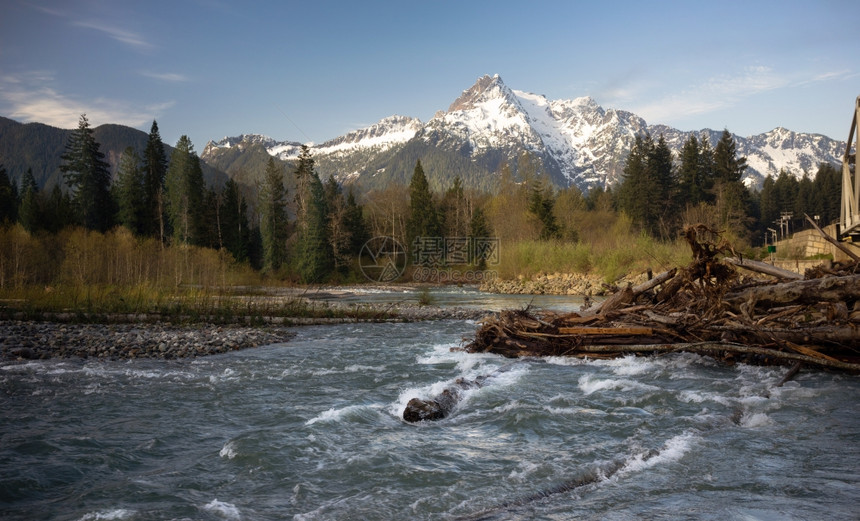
[202,74,845,191]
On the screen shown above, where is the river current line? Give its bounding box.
[451,361,794,520]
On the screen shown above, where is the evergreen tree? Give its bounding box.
[344,189,370,255]
[42,185,75,233]
[812,163,841,225]
[677,134,713,206]
[220,178,250,262]
[406,159,441,247]
[713,129,747,184]
[59,114,114,231]
[202,187,222,250]
[440,176,469,237]
[527,176,560,240]
[712,129,752,240]
[259,157,289,272]
[618,134,655,233]
[113,147,147,235]
[649,134,677,236]
[468,206,491,270]
[292,148,332,282]
[794,173,814,228]
[0,164,17,224]
[758,175,779,237]
[142,120,168,241]
[323,176,352,271]
[164,135,206,245]
[18,169,41,232]
[697,133,716,202]
[296,173,332,282]
[294,144,315,224]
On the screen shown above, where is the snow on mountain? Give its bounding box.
[742,127,844,181]
[204,115,422,164]
[312,115,423,158]
[203,74,845,191]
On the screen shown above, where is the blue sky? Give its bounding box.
[1,0,857,150]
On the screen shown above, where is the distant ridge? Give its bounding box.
[202,75,844,192]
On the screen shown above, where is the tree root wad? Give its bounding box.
[464,225,860,373]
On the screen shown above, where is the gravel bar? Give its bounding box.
[0,321,296,361]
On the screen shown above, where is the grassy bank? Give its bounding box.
[0,225,390,323]
[496,233,693,283]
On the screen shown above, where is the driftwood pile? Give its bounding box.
[465,223,860,373]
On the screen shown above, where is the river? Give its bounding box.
[1,292,858,520]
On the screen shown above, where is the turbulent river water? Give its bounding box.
[1,291,859,521]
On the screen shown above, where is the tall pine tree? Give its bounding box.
[527,176,560,240]
[712,129,752,239]
[293,148,332,282]
[406,160,441,245]
[164,135,206,245]
[259,157,289,272]
[0,164,17,224]
[113,147,146,235]
[17,169,41,232]
[59,114,114,231]
[220,178,250,262]
[142,121,168,241]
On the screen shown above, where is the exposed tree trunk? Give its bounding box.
[725,257,803,280]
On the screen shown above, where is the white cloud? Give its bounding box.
[139,71,190,83]
[73,19,153,50]
[31,4,153,51]
[631,66,788,124]
[0,73,173,129]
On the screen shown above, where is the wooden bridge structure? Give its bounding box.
[842,95,860,239]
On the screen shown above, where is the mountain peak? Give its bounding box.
[447,74,512,112]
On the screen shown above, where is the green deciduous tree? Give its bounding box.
[59,114,114,231]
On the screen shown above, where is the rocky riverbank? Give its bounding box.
[0,304,490,362]
[0,321,297,361]
[479,271,649,295]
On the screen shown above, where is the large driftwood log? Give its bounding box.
[725,257,803,280]
[403,364,515,422]
[582,268,676,316]
[548,342,860,371]
[724,274,860,309]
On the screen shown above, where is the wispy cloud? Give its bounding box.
[631,66,788,124]
[139,71,190,83]
[797,69,856,86]
[0,72,172,129]
[72,19,153,50]
[31,3,153,51]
